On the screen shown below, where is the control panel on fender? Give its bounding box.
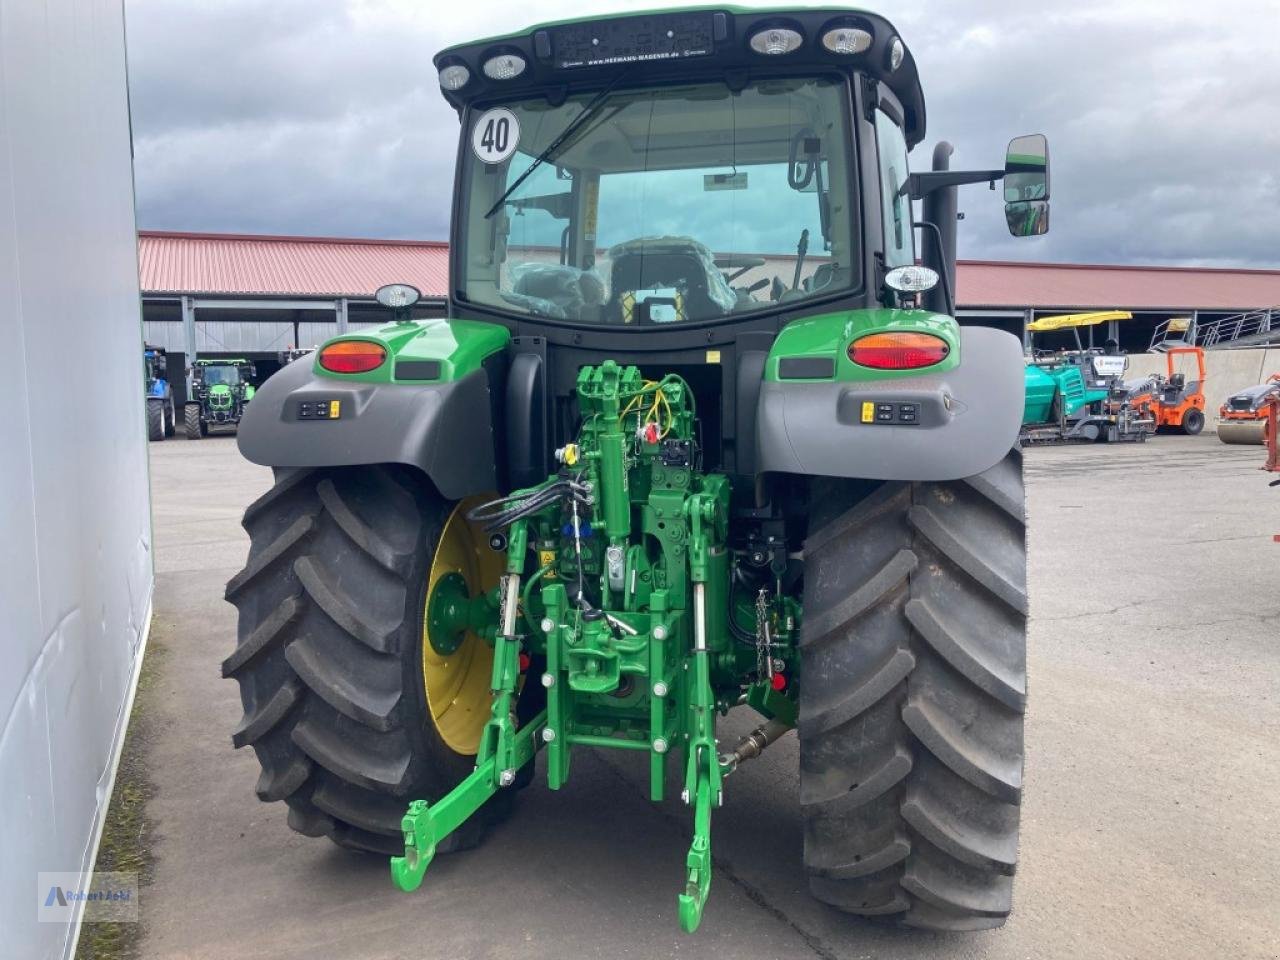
[860,401,920,425]
[295,399,343,421]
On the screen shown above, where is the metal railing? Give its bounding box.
[1149,307,1280,351]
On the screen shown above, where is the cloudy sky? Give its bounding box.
[125,0,1280,267]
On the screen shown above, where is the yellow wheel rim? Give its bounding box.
[422,496,503,756]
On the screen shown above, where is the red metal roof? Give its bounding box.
[138,231,450,299]
[138,231,1280,312]
[956,259,1280,312]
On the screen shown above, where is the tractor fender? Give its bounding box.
[236,358,497,499]
[757,325,1024,482]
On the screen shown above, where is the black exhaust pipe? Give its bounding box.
[921,141,957,317]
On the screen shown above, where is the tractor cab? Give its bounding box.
[423,8,1049,480]
[194,359,255,391]
[143,345,169,392]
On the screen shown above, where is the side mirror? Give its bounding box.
[1005,200,1050,237]
[1004,134,1049,202]
[1004,134,1050,238]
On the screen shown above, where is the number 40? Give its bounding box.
[481,117,510,154]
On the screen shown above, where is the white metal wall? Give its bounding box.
[143,318,381,353]
[0,1,152,958]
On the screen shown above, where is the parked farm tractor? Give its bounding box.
[186,359,255,439]
[144,344,176,441]
[226,7,1047,934]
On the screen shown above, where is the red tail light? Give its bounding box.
[319,340,386,374]
[848,332,950,370]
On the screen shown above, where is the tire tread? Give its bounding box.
[800,450,1026,929]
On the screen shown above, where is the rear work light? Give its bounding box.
[748,26,803,55]
[319,340,386,374]
[848,332,950,370]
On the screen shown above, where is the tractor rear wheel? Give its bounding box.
[223,465,509,855]
[147,399,165,441]
[799,448,1026,930]
[1181,409,1205,435]
[184,404,203,439]
[164,400,176,437]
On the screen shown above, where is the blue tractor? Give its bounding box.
[144,344,176,441]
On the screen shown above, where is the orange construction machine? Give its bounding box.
[1114,346,1207,435]
[1217,373,1280,445]
[1266,393,1279,477]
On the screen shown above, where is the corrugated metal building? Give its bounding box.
[2,2,153,957]
[140,232,451,402]
[141,231,1280,397]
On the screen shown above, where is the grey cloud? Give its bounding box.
[127,0,1280,267]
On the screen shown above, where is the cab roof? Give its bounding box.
[434,5,926,147]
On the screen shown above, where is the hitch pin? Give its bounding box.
[604,613,637,636]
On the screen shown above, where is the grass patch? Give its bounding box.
[75,637,167,960]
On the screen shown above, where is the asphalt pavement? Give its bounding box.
[138,431,1280,960]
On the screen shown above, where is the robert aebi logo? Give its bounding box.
[43,883,133,907]
[38,871,138,923]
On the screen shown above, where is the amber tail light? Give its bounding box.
[848,332,949,370]
[318,340,386,374]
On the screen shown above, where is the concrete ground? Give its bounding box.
[140,431,1280,960]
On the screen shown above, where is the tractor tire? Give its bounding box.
[184,404,203,440]
[164,400,176,437]
[223,465,510,856]
[1181,409,1205,435]
[799,448,1026,931]
[147,399,165,441]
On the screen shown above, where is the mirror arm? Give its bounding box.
[905,169,1005,200]
[912,220,955,317]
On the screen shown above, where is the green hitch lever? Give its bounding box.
[391,709,547,893]
[677,579,722,933]
[678,747,715,933]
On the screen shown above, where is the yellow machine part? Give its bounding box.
[1026,310,1134,332]
[421,497,504,756]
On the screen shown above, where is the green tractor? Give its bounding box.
[185,359,256,439]
[226,7,1047,934]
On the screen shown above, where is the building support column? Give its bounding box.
[335,298,349,334]
[181,295,197,396]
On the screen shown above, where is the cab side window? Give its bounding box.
[875,110,915,268]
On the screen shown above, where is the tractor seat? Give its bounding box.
[606,236,737,324]
[1162,372,1186,402]
[508,263,604,321]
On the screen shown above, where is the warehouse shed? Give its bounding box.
[140,232,449,404]
[141,231,1280,400]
